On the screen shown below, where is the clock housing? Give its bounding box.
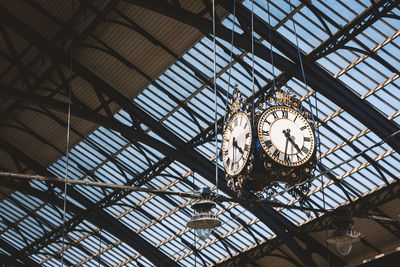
[257,105,317,184]
[222,112,253,177]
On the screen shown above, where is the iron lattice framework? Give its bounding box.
[0,0,399,266]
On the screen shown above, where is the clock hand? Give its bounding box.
[283,129,301,153]
[283,129,290,161]
[232,137,236,165]
[287,135,301,153]
[233,138,243,154]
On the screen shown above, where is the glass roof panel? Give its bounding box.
[1,0,399,265]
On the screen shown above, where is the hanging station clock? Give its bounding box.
[222,86,257,192]
[222,112,252,176]
[256,90,317,185]
[258,106,315,167]
[222,85,318,198]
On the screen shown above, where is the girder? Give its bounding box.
[0,1,396,266]
[0,4,345,266]
[303,0,400,60]
[127,0,400,154]
[0,75,322,267]
[0,238,40,266]
[218,177,400,266]
[0,137,179,267]
[223,0,400,154]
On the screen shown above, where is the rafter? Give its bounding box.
[0,137,179,267]
[217,176,400,266]
[0,3,353,265]
[126,0,400,154]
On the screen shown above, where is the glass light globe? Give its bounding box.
[336,241,352,256]
[196,228,212,240]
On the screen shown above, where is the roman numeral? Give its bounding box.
[245,132,250,139]
[283,110,288,118]
[231,162,236,170]
[244,144,249,151]
[304,137,311,142]
[272,149,280,158]
[296,154,301,161]
[244,121,248,128]
[226,158,231,166]
[272,112,278,119]
[262,130,269,136]
[224,150,228,156]
[300,126,307,131]
[301,146,309,154]
[265,140,272,147]
[294,115,298,122]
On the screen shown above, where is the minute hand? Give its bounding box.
[287,136,302,153]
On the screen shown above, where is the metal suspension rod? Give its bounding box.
[0,171,326,212]
[0,172,201,199]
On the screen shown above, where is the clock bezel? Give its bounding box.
[257,105,315,167]
[222,112,253,177]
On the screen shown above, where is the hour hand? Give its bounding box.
[233,139,243,154]
[283,130,301,152]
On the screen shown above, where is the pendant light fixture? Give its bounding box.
[327,228,362,256]
[187,187,221,240]
[327,209,362,256]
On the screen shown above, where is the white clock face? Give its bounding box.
[222,112,252,176]
[258,106,315,167]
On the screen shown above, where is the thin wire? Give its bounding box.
[212,0,219,194]
[267,0,276,92]
[224,0,237,123]
[269,128,400,200]
[98,229,102,267]
[288,0,315,122]
[193,172,197,267]
[61,2,73,265]
[250,0,255,125]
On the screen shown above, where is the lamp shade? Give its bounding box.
[327,229,362,256]
[187,199,221,240]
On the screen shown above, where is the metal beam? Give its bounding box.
[304,0,400,60]
[223,0,400,153]
[0,83,319,266]
[358,250,400,267]
[0,5,338,266]
[0,137,179,267]
[0,238,40,266]
[219,178,400,266]
[126,0,400,154]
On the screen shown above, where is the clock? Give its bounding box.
[257,106,315,167]
[222,112,253,176]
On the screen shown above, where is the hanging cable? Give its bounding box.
[98,229,102,267]
[192,172,197,267]
[61,2,74,265]
[288,0,316,123]
[223,0,237,123]
[212,0,219,194]
[60,71,71,267]
[287,0,325,225]
[250,0,255,125]
[267,0,276,94]
[268,128,400,200]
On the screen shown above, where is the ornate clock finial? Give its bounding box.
[229,85,243,114]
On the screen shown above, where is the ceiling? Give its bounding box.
[0,0,399,266]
